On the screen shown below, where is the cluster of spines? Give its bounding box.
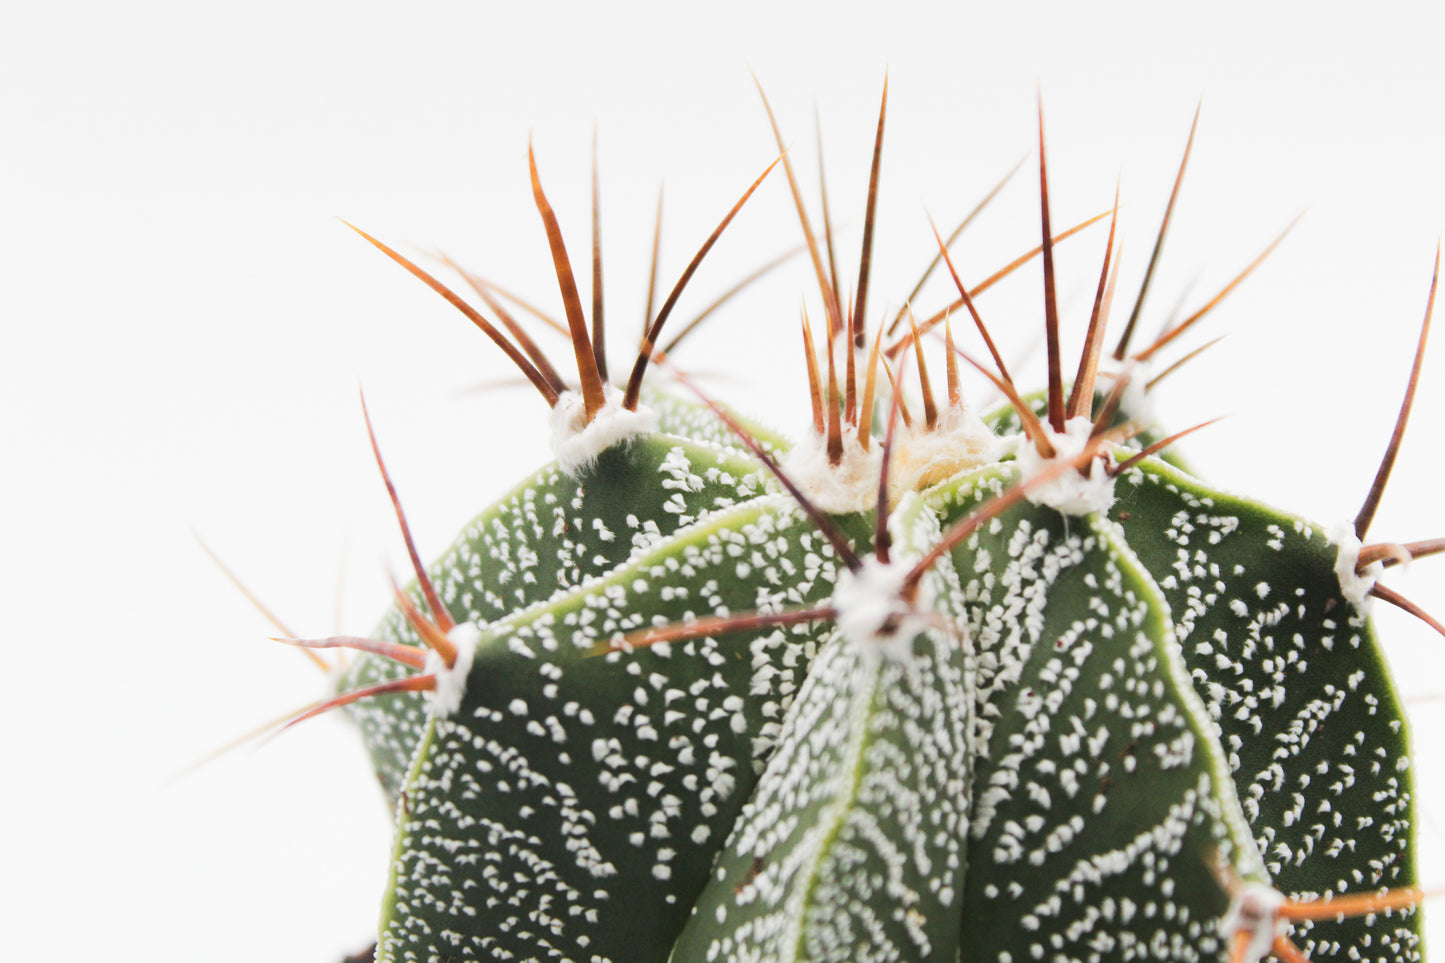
[343,137,780,429]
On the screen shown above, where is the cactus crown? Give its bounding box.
[250,85,1441,963]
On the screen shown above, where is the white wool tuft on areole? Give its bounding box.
[1014,416,1118,516]
[427,622,479,719]
[781,430,883,514]
[890,405,1005,494]
[549,385,659,477]
[831,557,935,663]
[1327,521,1380,611]
[1219,882,1287,963]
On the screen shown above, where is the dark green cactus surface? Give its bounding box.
[305,97,1434,963]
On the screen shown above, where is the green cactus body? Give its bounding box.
[286,97,1433,963]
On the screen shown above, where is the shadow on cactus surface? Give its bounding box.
[244,84,1445,963]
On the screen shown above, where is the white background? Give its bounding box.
[3,2,1444,960]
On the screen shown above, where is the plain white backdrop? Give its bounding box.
[3,2,1444,960]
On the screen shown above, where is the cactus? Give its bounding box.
[258,88,1440,963]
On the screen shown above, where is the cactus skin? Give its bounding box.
[289,99,1434,963]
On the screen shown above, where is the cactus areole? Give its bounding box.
[261,89,1440,963]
